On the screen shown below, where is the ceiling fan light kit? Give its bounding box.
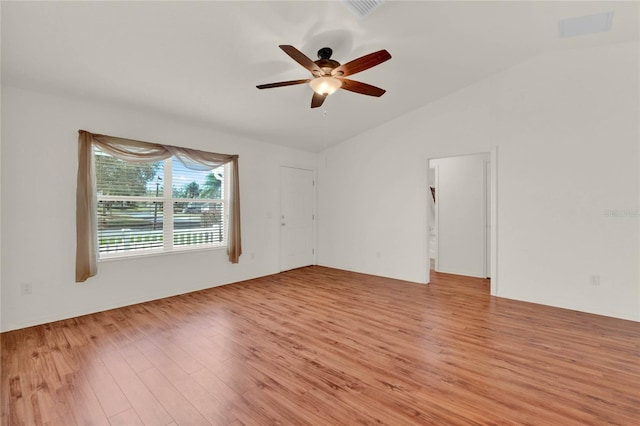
[309,76,342,95]
[257,44,391,108]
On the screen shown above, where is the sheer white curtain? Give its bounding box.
[76,130,241,282]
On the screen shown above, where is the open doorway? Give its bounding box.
[428,153,494,289]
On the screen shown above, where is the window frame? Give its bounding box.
[96,155,229,260]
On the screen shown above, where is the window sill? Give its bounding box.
[98,244,228,263]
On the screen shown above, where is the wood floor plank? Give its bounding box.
[108,408,144,426]
[96,346,173,426]
[83,358,131,418]
[146,332,205,374]
[133,337,234,425]
[114,340,154,374]
[136,367,210,425]
[59,372,110,426]
[2,266,639,425]
[189,367,242,412]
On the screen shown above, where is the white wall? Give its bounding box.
[431,154,489,277]
[318,42,639,321]
[0,85,3,332]
[0,85,316,331]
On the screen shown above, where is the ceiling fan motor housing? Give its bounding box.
[314,58,341,75]
[317,47,333,59]
[313,48,340,75]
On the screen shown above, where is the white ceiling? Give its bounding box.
[2,1,638,152]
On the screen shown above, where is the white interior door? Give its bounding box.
[280,167,314,271]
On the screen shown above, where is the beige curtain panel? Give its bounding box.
[76,130,241,282]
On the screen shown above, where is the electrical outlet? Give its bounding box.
[21,282,33,295]
[590,275,600,286]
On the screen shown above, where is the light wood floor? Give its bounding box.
[2,266,639,425]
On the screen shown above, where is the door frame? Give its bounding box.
[426,147,498,296]
[483,159,491,279]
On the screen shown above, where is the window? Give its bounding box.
[95,147,227,258]
[76,130,241,282]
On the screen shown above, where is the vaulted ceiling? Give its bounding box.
[2,1,637,151]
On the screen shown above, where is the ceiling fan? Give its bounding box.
[257,45,391,108]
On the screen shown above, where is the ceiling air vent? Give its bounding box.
[343,0,385,19]
[559,12,614,38]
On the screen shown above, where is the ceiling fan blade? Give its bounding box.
[311,92,327,108]
[332,50,391,77]
[339,79,386,97]
[279,45,323,76]
[256,79,310,89]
